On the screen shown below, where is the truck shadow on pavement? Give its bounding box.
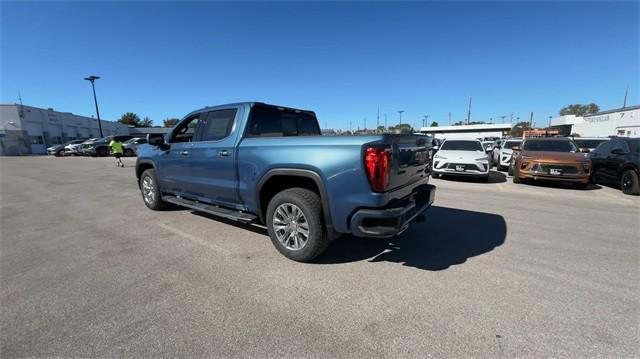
[314,206,507,271]
[437,170,507,184]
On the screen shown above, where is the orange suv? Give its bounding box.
[510,138,591,189]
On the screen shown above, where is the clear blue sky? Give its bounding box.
[2,1,638,129]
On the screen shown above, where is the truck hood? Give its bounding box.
[520,151,588,163]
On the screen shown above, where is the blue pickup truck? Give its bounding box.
[136,102,435,261]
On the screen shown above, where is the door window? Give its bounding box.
[199,109,237,141]
[610,140,630,154]
[171,115,201,143]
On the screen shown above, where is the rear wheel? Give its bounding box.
[140,169,168,210]
[96,147,109,157]
[621,169,640,195]
[507,164,514,176]
[124,149,135,157]
[266,188,329,262]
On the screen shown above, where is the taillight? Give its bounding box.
[364,146,391,192]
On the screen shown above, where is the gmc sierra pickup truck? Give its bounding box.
[136,102,435,261]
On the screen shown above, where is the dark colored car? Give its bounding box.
[84,135,135,156]
[572,138,609,153]
[47,139,85,156]
[123,137,147,156]
[510,137,591,189]
[589,137,640,195]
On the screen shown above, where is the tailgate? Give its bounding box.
[384,134,431,191]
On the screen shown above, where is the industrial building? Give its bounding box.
[419,123,512,140]
[550,105,640,137]
[0,104,167,155]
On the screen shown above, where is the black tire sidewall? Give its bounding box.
[140,169,167,210]
[621,169,640,195]
[266,188,327,262]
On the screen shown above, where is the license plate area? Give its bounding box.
[455,165,465,172]
[550,168,562,175]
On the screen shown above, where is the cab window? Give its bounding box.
[171,115,201,143]
[199,109,237,141]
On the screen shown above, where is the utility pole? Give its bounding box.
[466,96,472,125]
[510,112,513,124]
[529,112,534,129]
[397,110,404,127]
[364,118,367,132]
[448,112,451,125]
[384,113,387,131]
[623,84,629,108]
[376,107,380,132]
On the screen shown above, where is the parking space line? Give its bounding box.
[158,223,231,256]
[496,183,505,192]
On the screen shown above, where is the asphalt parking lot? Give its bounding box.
[1,156,638,358]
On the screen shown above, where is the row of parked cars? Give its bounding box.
[431,136,640,195]
[46,136,148,157]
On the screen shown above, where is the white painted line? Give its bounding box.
[158,222,231,256]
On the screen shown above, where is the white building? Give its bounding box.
[550,105,640,138]
[0,104,129,155]
[419,123,512,140]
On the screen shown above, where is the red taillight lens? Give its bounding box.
[364,146,391,192]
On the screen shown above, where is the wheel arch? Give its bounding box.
[256,168,334,234]
[136,160,156,186]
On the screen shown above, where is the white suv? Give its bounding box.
[432,139,491,182]
[493,139,522,171]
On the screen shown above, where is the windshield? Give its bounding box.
[440,140,484,151]
[523,140,577,152]
[503,140,521,149]
[573,139,607,149]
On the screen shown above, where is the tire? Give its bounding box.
[432,172,440,179]
[266,188,329,262]
[621,169,640,195]
[507,165,514,176]
[54,150,64,157]
[124,149,135,157]
[498,165,506,172]
[513,169,521,184]
[97,147,108,157]
[140,169,168,210]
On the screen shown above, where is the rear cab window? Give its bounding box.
[246,105,321,138]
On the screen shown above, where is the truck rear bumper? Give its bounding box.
[350,184,436,238]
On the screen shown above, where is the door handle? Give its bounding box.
[218,150,230,157]
[180,150,190,156]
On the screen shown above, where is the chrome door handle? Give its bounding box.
[180,150,190,156]
[218,150,230,157]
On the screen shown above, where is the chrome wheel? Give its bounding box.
[272,203,309,251]
[142,176,155,204]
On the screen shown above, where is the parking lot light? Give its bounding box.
[84,75,103,137]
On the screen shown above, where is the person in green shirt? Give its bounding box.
[109,138,124,167]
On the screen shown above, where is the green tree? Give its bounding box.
[118,112,143,127]
[559,103,599,116]
[163,118,179,128]
[510,121,531,137]
[430,121,438,127]
[388,124,414,133]
[141,117,154,127]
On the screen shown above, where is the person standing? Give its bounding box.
[109,137,124,167]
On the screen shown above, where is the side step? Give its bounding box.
[163,195,257,223]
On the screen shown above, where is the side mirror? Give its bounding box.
[147,133,165,147]
[512,146,521,152]
[580,148,590,153]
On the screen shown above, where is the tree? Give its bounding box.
[559,103,599,117]
[163,118,179,128]
[510,121,531,137]
[118,112,143,127]
[388,124,414,133]
[430,121,439,127]
[141,117,154,127]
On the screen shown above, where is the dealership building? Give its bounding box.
[419,123,512,140]
[549,105,640,138]
[0,104,166,155]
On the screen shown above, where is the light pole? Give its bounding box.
[397,110,404,126]
[423,114,430,128]
[84,75,103,137]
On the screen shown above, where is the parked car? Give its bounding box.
[493,138,522,171]
[588,137,640,195]
[510,137,591,189]
[432,139,491,181]
[47,139,85,156]
[572,137,609,153]
[136,102,436,262]
[83,135,135,157]
[123,137,147,157]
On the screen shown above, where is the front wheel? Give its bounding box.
[621,169,640,195]
[266,188,329,262]
[140,169,168,210]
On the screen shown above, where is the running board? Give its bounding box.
[163,195,257,223]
